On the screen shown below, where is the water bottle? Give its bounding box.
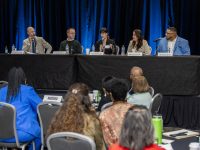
[121,45,125,56]
[152,115,163,144]
[71,46,74,54]
[65,44,69,54]
[5,46,8,54]
[12,44,16,51]
[92,44,95,51]
[81,45,84,54]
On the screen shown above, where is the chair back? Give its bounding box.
[150,93,163,115]
[149,86,155,96]
[37,101,62,146]
[0,102,20,146]
[47,132,96,150]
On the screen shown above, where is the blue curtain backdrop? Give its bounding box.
[0,0,199,54]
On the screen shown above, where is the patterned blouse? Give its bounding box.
[99,102,133,146]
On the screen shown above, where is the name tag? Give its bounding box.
[43,95,63,102]
[11,50,24,54]
[53,51,67,55]
[127,52,143,56]
[89,52,104,55]
[157,52,173,56]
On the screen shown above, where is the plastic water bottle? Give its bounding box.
[12,44,16,51]
[81,45,84,54]
[5,46,8,54]
[71,46,74,54]
[92,44,95,51]
[65,44,69,54]
[121,45,125,55]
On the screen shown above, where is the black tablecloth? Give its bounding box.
[1,54,200,95]
[160,96,200,130]
[77,55,200,95]
[0,55,76,89]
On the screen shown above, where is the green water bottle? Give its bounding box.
[152,115,163,144]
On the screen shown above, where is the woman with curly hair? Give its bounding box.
[47,83,106,150]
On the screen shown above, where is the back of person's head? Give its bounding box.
[102,76,115,93]
[109,78,129,102]
[7,67,26,102]
[67,83,93,113]
[130,66,143,80]
[68,83,89,96]
[119,105,154,150]
[132,76,149,93]
[47,94,85,135]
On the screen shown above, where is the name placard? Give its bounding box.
[53,51,67,55]
[127,52,143,56]
[11,50,24,54]
[89,52,104,55]
[43,95,63,103]
[157,52,173,57]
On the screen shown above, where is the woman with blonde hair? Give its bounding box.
[126,76,152,108]
[47,83,106,150]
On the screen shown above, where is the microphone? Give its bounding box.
[153,37,162,42]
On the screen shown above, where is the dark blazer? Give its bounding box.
[95,39,117,54]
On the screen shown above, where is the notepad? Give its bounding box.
[163,129,199,139]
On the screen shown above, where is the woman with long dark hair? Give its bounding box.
[109,105,164,150]
[47,83,106,150]
[127,29,151,55]
[0,67,42,150]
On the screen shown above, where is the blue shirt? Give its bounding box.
[0,85,42,138]
[126,92,152,109]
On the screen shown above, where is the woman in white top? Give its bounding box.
[127,76,152,108]
[127,29,151,55]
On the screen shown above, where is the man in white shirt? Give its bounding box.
[157,27,190,55]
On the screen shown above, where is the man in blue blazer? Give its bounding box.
[157,27,190,55]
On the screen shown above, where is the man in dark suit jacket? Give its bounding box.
[95,28,116,54]
[157,27,190,55]
[59,28,82,54]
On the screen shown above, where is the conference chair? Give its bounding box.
[37,101,62,150]
[0,102,35,150]
[149,93,163,115]
[47,132,96,150]
[149,86,155,97]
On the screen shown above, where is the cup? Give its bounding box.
[89,92,94,102]
[86,48,90,55]
[189,142,200,150]
[93,90,98,97]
